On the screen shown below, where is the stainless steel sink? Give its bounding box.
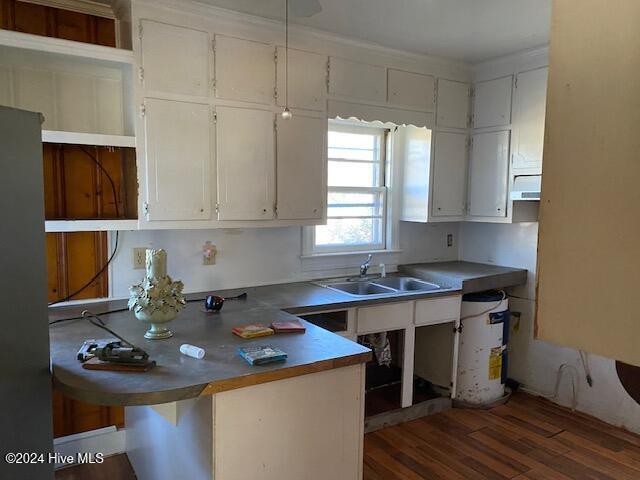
[321,276,441,296]
[371,277,441,292]
[325,281,396,296]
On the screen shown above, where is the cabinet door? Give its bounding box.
[468,130,510,217]
[473,75,513,128]
[512,67,548,172]
[144,98,212,221]
[215,36,275,105]
[328,57,386,102]
[387,69,435,110]
[276,115,325,220]
[436,79,470,129]
[276,47,326,111]
[140,20,211,97]
[216,106,275,220]
[432,132,468,217]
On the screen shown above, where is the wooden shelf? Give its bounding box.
[45,219,138,233]
[42,131,136,148]
[0,29,134,65]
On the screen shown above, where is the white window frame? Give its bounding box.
[304,121,390,255]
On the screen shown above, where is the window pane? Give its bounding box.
[328,161,379,187]
[327,191,383,217]
[315,218,383,246]
[328,147,375,161]
[328,131,377,150]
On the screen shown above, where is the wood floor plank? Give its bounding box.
[555,430,640,472]
[491,405,565,436]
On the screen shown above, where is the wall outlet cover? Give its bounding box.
[133,247,147,270]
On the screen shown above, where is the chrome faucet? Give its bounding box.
[359,254,373,278]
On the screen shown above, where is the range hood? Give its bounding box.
[511,175,541,201]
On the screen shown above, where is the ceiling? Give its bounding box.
[187,0,551,63]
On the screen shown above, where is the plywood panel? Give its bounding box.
[536,0,640,365]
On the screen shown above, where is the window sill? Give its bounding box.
[300,249,402,259]
[300,249,403,273]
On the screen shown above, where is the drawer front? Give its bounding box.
[356,302,413,334]
[414,296,462,326]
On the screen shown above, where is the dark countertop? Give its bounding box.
[399,261,528,294]
[49,261,526,406]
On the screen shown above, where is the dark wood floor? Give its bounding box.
[364,392,640,480]
[56,392,640,480]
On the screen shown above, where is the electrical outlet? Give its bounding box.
[447,233,454,247]
[133,248,147,270]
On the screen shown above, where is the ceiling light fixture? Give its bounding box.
[281,0,292,120]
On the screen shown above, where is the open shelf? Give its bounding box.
[45,219,138,232]
[42,131,136,148]
[0,29,133,65]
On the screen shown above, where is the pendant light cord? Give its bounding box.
[285,0,289,108]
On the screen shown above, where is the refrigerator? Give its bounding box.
[0,106,54,479]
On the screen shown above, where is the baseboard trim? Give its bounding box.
[53,426,125,469]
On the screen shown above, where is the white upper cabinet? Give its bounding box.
[512,67,548,172]
[276,114,325,220]
[216,106,275,220]
[328,57,386,102]
[468,130,510,218]
[436,79,470,129]
[140,20,211,98]
[143,98,213,221]
[432,132,468,217]
[276,47,326,111]
[472,75,513,129]
[214,36,275,105]
[399,126,432,223]
[387,69,435,110]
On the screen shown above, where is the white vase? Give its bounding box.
[128,249,185,340]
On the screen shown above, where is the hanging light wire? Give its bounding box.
[282,0,292,119]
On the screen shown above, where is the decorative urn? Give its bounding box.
[128,249,185,339]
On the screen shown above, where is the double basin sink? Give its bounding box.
[321,276,442,297]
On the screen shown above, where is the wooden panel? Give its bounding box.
[536,0,640,365]
[0,1,116,46]
[52,389,124,438]
[42,144,135,220]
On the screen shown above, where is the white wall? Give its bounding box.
[460,210,640,435]
[108,222,459,299]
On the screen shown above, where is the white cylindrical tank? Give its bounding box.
[455,290,509,405]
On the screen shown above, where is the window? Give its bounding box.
[311,122,389,253]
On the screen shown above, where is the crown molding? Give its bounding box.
[136,0,470,71]
[20,0,115,18]
[472,44,549,69]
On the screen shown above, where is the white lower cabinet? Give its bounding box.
[143,98,213,221]
[354,294,462,415]
[468,130,510,218]
[215,106,276,220]
[276,114,325,220]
